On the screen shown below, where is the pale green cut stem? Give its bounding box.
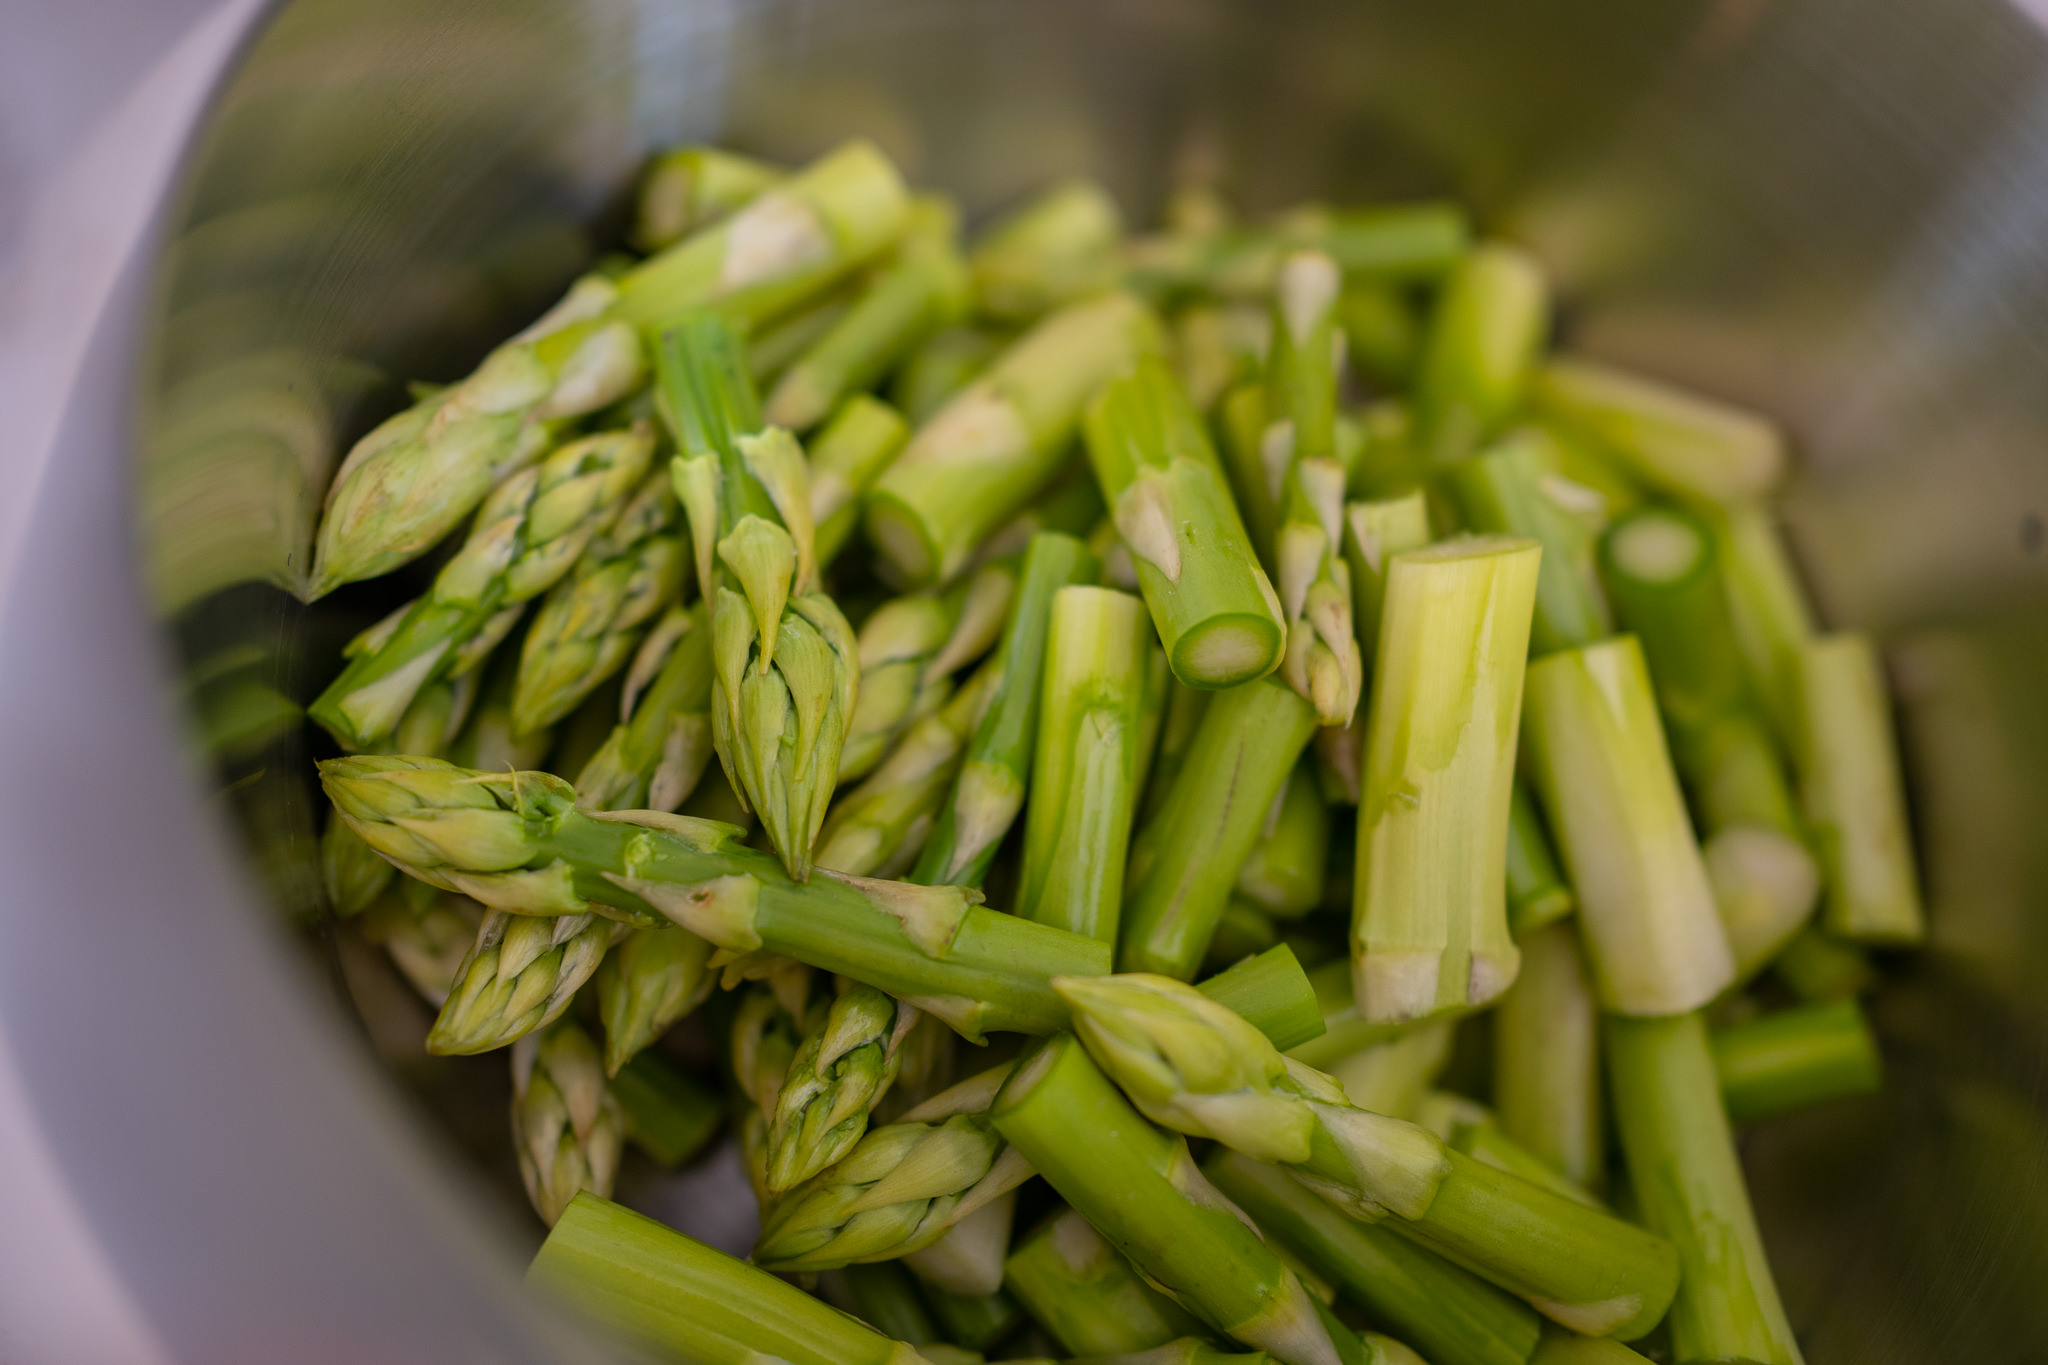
[811,395,914,568]
[1606,1013,1805,1365]
[1234,761,1330,919]
[1352,537,1541,1023]
[1793,632,1925,944]
[1005,1207,1205,1356]
[1342,492,1433,667]
[1491,922,1604,1193]
[969,180,1124,321]
[1712,996,1883,1125]
[1532,357,1785,507]
[1321,1019,1454,1122]
[1017,587,1156,942]
[1414,243,1550,463]
[530,1192,929,1365]
[1710,502,1816,745]
[1522,637,1735,1015]
[632,145,782,251]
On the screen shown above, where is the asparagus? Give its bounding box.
[610,1046,722,1167]
[319,756,1111,1038]
[1283,958,1414,1075]
[633,145,782,251]
[828,1260,942,1346]
[749,286,861,386]
[1316,490,1434,804]
[1005,1207,1204,1356]
[595,922,714,1075]
[428,910,621,1054]
[970,181,1125,321]
[1504,786,1574,935]
[913,532,1101,887]
[1793,632,1925,943]
[1016,587,1156,941]
[572,602,715,812]
[844,562,1015,782]
[813,395,915,567]
[356,889,482,1005]
[770,197,973,431]
[1532,358,1785,506]
[1082,357,1287,688]
[531,1192,933,1365]
[767,982,922,1191]
[1415,1093,1599,1209]
[1170,303,1257,413]
[1414,244,1549,464]
[310,425,656,750]
[660,311,858,880]
[894,325,1008,425]
[1606,1013,1803,1364]
[867,293,1161,586]
[448,640,557,773]
[1321,1021,1454,1123]
[921,1282,1024,1354]
[1138,679,1211,822]
[1521,638,1736,1015]
[1053,973,1679,1339]
[1353,538,1542,1022]
[1338,282,1421,389]
[1449,429,1612,654]
[1771,924,1876,1002]
[1207,899,1280,973]
[1713,996,1882,1125]
[323,670,479,917]
[1491,923,1603,1193]
[512,1021,625,1226]
[1235,761,1330,918]
[1526,1329,1655,1365]
[1709,502,1814,744]
[904,1188,1019,1297]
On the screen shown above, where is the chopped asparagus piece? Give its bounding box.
[1713,996,1882,1125]
[1491,923,1604,1194]
[1533,357,1785,507]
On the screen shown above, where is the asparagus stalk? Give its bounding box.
[1016,587,1156,941]
[867,293,1161,586]
[1138,679,1211,823]
[1353,537,1542,1022]
[427,910,622,1054]
[1449,429,1612,654]
[1709,502,1814,744]
[1793,633,1925,943]
[767,983,921,1191]
[1321,1020,1454,1123]
[1170,303,1258,413]
[1414,244,1549,464]
[1119,676,1319,979]
[812,395,914,567]
[1053,973,1678,1339]
[893,325,1008,425]
[1522,638,1736,1014]
[1713,996,1882,1125]
[1771,924,1876,1002]
[1491,923,1603,1193]
[1532,358,1785,506]
[1505,786,1574,935]
[572,602,716,812]
[1527,1328,1655,1365]
[356,889,482,1005]
[844,562,1016,782]
[319,756,1110,1038]
[1082,357,1287,687]
[1234,761,1330,918]
[1196,943,1328,1054]
[1606,1013,1803,1364]
[595,922,714,1074]
[1315,490,1435,804]
[920,1281,1024,1354]
[749,286,861,386]
[632,145,782,251]
[970,181,1124,321]
[660,311,858,880]
[913,532,1101,888]
[1209,898,1280,973]
[904,1188,1019,1297]
[310,425,657,750]
[609,1046,722,1167]
[512,1021,625,1226]
[1415,1093,1599,1209]
[1006,1206,1204,1356]
[531,1192,932,1365]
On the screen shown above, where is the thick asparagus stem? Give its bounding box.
[1016,587,1156,941]
[970,181,1124,321]
[811,395,914,567]
[1195,944,1328,1054]
[1414,244,1549,463]
[1522,638,1735,1015]
[1713,996,1882,1125]
[1504,786,1574,935]
[1318,490,1435,805]
[573,602,715,813]
[1491,923,1603,1194]
[609,1047,722,1167]
[632,145,782,251]
[1321,1021,1454,1123]
[1235,761,1331,918]
[512,1021,624,1226]
[867,293,1161,586]
[1606,1013,1804,1365]
[1083,358,1287,687]
[531,1192,931,1365]
[1532,358,1785,507]
[1353,537,1541,1022]
[1449,429,1612,654]
[1005,1206,1205,1355]
[595,922,714,1074]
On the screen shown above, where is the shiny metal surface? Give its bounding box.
[6,0,2048,1359]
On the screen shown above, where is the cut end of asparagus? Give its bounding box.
[1605,507,1707,585]
[1175,614,1286,688]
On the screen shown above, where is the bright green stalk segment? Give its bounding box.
[1083,357,1287,688]
[1772,925,1876,1002]
[1186,944,1325,1055]
[1416,1093,1600,1209]
[1532,358,1785,507]
[318,757,1109,1039]
[866,292,1161,586]
[531,1192,928,1365]
[1006,1206,1206,1355]
[1235,761,1331,919]
[511,1022,624,1226]
[1353,537,1541,1023]
[1793,632,1926,944]
[769,197,973,431]
[970,180,1124,321]
[893,325,1008,425]
[1505,785,1574,935]
[828,1261,941,1346]
[1342,492,1433,668]
[1207,901,1280,976]
[1219,383,1284,559]
[990,1035,1347,1365]
[1120,676,1319,979]
[1491,923,1603,1194]
[1449,429,1612,655]
[1606,1013,1804,1364]
[610,1047,722,1167]
[632,145,782,251]
[1321,202,1473,280]
[1713,996,1883,1126]
[913,532,1101,888]
[1206,1149,1542,1365]
[573,602,716,813]
[811,395,913,567]
[1017,587,1155,941]
[1139,680,1212,823]
[310,426,656,750]
[595,922,714,1074]
[1522,638,1735,1015]
[1414,244,1549,464]
[1283,959,1418,1075]
[1709,502,1815,744]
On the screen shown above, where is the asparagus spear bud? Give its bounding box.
[970,181,1124,321]
[512,1022,625,1226]
[532,1193,933,1365]
[770,198,973,431]
[633,145,783,251]
[610,1047,722,1166]
[1234,762,1330,918]
[1793,632,1925,943]
[893,325,1007,425]
[1491,924,1603,1194]
[1606,1013,1803,1364]
[868,293,1162,586]
[1712,996,1882,1125]
[1083,358,1287,687]
[813,395,914,567]
[318,756,1110,1037]
[913,532,1102,887]
[991,1034,1349,1365]
[659,312,858,879]
[1353,538,1542,1022]
[1709,502,1815,744]
[595,923,714,1075]
[1522,638,1736,1015]
[357,890,483,1005]
[1005,1207,1205,1356]
[1505,785,1574,935]
[768,983,922,1191]
[844,562,1016,781]
[323,671,479,916]
[1415,244,1549,464]
[1120,676,1319,979]
[572,602,715,812]
[429,909,621,1055]
[1016,587,1157,942]
[1533,357,1785,506]
[1449,429,1612,654]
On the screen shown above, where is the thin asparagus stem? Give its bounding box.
[1449,428,1612,654]
[1321,1020,1454,1123]
[970,181,1124,321]
[1005,1206,1205,1355]
[1713,996,1882,1125]
[1414,244,1549,464]
[1708,502,1815,745]
[1491,923,1603,1194]
[1415,1093,1600,1209]
[632,145,782,251]
[1532,357,1785,506]
[1504,785,1574,936]
[595,922,714,1074]
[609,1046,722,1167]
[811,395,915,568]
[512,1021,624,1226]
[572,602,715,813]
[1234,762,1330,918]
